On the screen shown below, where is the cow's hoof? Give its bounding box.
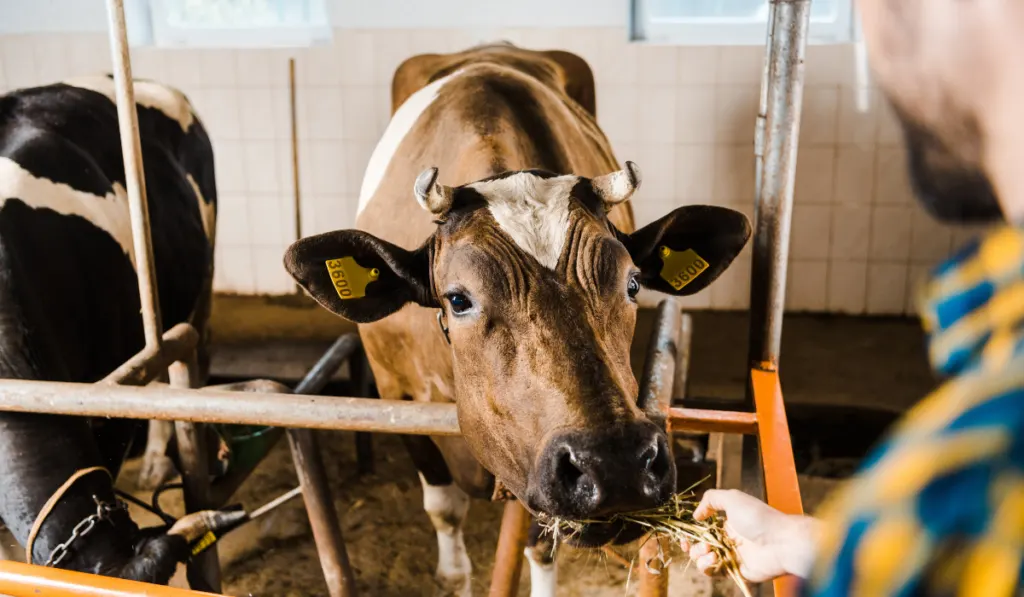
[433,572,471,597]
[137,453,178,490]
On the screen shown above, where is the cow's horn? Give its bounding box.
[591,161,642,205]
[414,167,454,215]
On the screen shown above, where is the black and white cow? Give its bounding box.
[0,75,217,582]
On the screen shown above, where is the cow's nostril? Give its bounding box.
[640,444,658,471]
[556,449,583,487]
[649,441,670,479]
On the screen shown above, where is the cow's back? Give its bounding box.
[0,79,216,383]
[357,48,633,250]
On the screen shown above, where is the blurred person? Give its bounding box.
[681,0,1024,595]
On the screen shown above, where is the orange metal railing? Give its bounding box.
[751,367,804,597]
[0,561,225,597]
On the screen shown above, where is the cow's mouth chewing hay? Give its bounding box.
[535,481,752,597]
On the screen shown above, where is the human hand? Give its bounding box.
[680,489,819,583]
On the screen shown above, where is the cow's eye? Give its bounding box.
[627,275,641,299]
[447,293,473,315]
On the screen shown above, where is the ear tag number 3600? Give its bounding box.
[658,246,709,291]
[325,257,379,300]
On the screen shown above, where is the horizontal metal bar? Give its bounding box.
[0,379,461,436]
[0,561,223,596]
[0,377,759,439]
[668,407,758,435]
[101,323,200,387]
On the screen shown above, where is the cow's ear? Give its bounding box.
[621,206,751,296]
[284,230,436,323]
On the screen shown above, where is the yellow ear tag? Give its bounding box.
[324,257,380,300]
[191,531,217,556]
[658,246,709,291]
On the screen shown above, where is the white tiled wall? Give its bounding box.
[0,28,983,315]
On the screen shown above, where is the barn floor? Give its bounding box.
[117,310,938,596]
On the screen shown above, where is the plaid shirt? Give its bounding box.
[802,226,1024,597]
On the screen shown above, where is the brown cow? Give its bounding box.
[285,43,750,596]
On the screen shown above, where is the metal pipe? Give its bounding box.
[668,408,758,435]
[0,561,223,597]
[0,379,758,437]
[750,368,803,597]
[101,323,199,387]
[487,501,531,597]
[671,313,692,405]
[171,355,221,593]
[637,299,681,596]
[289,333,360,597]
[0,379,461,434]
[294,334,361,395]
[753,0,779,207]
[105,0,164,348]
[638,299,681,424]
[350,350,376,476]
[289,57,303,295]
[747,0,812,371]
[288,429,357,597]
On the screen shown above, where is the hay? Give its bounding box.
[537,479,751,597]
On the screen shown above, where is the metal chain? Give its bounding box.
[44,496,126,567]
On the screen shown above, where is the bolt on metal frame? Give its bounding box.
[0,0,810,595]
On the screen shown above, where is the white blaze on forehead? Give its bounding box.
[474,172,579,269]
[0,157,136,267]
[63,75,195,132]
[356,69,465,217]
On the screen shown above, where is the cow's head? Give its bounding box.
[285,164,750,545]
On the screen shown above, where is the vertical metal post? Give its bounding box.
[350,351,376,476]
[105,0,164,348]
[290,335,359,597]
[287,429,357,597]
[743,7,812,595]
[746,0,812,372]
[171,357,221,592]
[753,1,779,221]
[488,501,531,597]
[637,299,680,597]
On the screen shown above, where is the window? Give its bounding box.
[630,0,856,45]
[127,0,332,48]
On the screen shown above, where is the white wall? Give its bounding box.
[0,2,986,315]
[0,0,627,34]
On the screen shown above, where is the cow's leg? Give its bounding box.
[524,520,556,597]
[402,435,472,597]
[138,420,178,490]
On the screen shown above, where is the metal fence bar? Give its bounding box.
[0,561,224,597]
[0,378,759,437]
[102,323,199,387]
[746,0,812,371]
[290,334,360,597]
[487,501,531,597]
[171,355,222,593]
[105,0,164,349]
[637,299,682,597]
[751,368,803,597]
